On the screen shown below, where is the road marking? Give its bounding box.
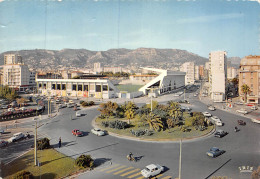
[99,164,120,172]
[136,176,145,179]
[106,165,126,173]
[162,176,172,179]
[127,171,142,178]
[120,168,140,177]
[152,174,163,178]
[113,167,134,175]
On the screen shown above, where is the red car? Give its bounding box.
[72,129,83,137]
[238,120,246,125]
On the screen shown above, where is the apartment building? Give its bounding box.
[209,51,227,102]
[227,67,238,80]
[195,65,200,81]
[180,62,195,85]
[239,55,260,104]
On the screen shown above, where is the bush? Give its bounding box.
[37,137,50,150]
[81,101,89,107]
[75,154,94,169]
[89,101,94,105]
[79,100,84,104]
[101,120,129,129]
[130,129,153,137]
[12,170,33,179]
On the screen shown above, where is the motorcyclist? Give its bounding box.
[235,126,238,132]
[128,152,133,160]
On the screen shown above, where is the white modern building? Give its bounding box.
[227,67,238,80]
[209,51,227,102]
[180,62,195,85]
[195,65,200,80]
[2,54,32,91]
[139,68,186,96]
[36,77,119,99]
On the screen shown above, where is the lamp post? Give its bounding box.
[34,117,38,166]
[151,95,153,112]
[178,139,182,179]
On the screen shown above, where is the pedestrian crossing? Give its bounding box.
[98,163,173,179]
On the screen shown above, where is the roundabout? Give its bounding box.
[38,93,259,179]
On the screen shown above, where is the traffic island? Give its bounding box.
[2,148,81,179]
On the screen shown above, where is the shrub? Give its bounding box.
[75,154,94,169]
[79,100,84,104]
[130,129,153,137]
[89,101,94,105]
[37,137,50,150]
[101,120,129,129]
[12,170,33,179]
[81,101,89,107]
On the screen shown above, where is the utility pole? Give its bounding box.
[151,96,153,112]
[34,118,38,166]
[178,139,182,179]
[184,89,186,101]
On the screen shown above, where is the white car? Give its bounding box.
[236,109,248,114]
[20,107,26,111]
[76,111,82,117]
[91,128,105,136]
[208,106,216,111]
[251,106,258,110]
[251,118,260,124]
[215,120,223,126]
[211,116,221,122]
[202,112,212,117]
[141,164,164,178]
[8,132,25,143]
[7,108,14,112]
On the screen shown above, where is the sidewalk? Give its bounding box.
[199,95,260,120]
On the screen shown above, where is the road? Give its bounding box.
[37,92,260,179]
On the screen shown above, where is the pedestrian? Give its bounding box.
[58,137,61,148]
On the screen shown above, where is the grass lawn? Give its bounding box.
[95,117,214,141]
[115,84,143,93]
[3,148,80,179]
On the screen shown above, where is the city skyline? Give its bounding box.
[0,0,259,58]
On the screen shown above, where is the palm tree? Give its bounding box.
[241,84,251,103]
[144,113,163,131]
[125,101,137,124]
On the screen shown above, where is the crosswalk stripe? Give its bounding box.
[136,176,145,179]
[106,165,126,173]
[162,176,172,179]
[113,167,134,175]
[127,172,142,178]
[120,168,140,177]
[99,164,120,172]
[152,174,163,178]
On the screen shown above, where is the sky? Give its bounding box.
[0,0,259,58]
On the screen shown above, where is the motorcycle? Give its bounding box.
[234,127,239,132]
[127,155,136,162]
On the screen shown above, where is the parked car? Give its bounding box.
[235,102,244,105]
[69,100,74,104]
[251,106,258,110]
[208,106,216,111]
[8,132,25,143]
[236,109,248,114]
[178,100,190,104]
[206,147,225,158]
[238,120,246,125]
[211,116,221,122]
[214,130,228,138]
[91,128,105,136]
[1,105,8,109]
[67,103,74,108]
[0,129,4,134]
[202,112,212,117]
[20,107,26,111]
[193,94,198,97]
[7,108,14,112]
[72,129,83,137]
[202,93,207,97]
[0,140,8,148]
[141,164,164,178]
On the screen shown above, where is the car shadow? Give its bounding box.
[134,155,144,162]
[82,131,89,136]
[93,158,112,167]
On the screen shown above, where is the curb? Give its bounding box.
[92,118,216,143]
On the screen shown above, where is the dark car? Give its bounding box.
[178,100,190,104]
[238,120,246,125]
[214,130,228,138]
[206,147,225,158]
[72,129,83,137]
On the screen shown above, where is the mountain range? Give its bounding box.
[0,48,240,70]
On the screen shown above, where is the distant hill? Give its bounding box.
[0,48,209,70]
[227,57,241,68]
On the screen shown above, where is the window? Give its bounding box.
[96,85,101,92]
[242,73,245,79]
[57,84,61,90]
[103,85,108,91]
[83,85,88,91]
[72,84,76,91]
[78,84,82,91]
[62,84,66,90]
[51,84,56,90]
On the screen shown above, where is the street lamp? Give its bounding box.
[33,117,38,166]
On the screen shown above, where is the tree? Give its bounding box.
[241,84,251,103]
[231,77,239,87]
[75,154,94,169]
[16,98,26,107]
[251,166,260,179]
[98,101,119,116]
[167,118,178,128]
[144,113,163,131]
[124,101,138,124]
